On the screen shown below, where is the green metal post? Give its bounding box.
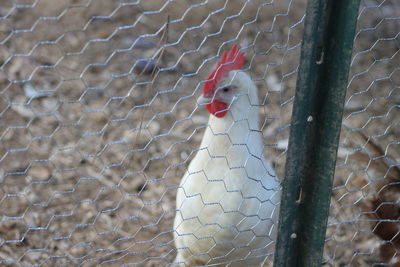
[273,0,361,266]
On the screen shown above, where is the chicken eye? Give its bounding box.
[222,87,229,93]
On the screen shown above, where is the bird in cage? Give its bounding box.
[173,44,281,266]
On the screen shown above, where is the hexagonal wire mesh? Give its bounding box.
[0,0,397,266]
[325,1,400,266]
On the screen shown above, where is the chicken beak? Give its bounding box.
[197,95,213,105]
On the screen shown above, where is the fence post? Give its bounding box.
[273,0,361,266]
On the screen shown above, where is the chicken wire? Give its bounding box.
[0,0,397,266]
[325,1,400,266]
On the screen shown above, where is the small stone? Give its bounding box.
[10,104,34,118]
[132,38,157,49]
[148,121,160,135]
[28,167,51,180]
[191,115,208,125]
[135,58,158,74]
[180,151,188,160]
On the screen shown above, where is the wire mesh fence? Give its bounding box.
[0,0,398,266]
[326,1,400,266]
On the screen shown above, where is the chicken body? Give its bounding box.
[173,70,281,266]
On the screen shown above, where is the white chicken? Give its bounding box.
[173,44,281,266]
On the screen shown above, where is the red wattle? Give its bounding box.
[206,101,228,118]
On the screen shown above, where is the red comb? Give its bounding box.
[203,44,245,96]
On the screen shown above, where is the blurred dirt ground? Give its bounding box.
[0,0,398,266]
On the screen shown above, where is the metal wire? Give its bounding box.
[326,0,400,266]
[0,0,397,266]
